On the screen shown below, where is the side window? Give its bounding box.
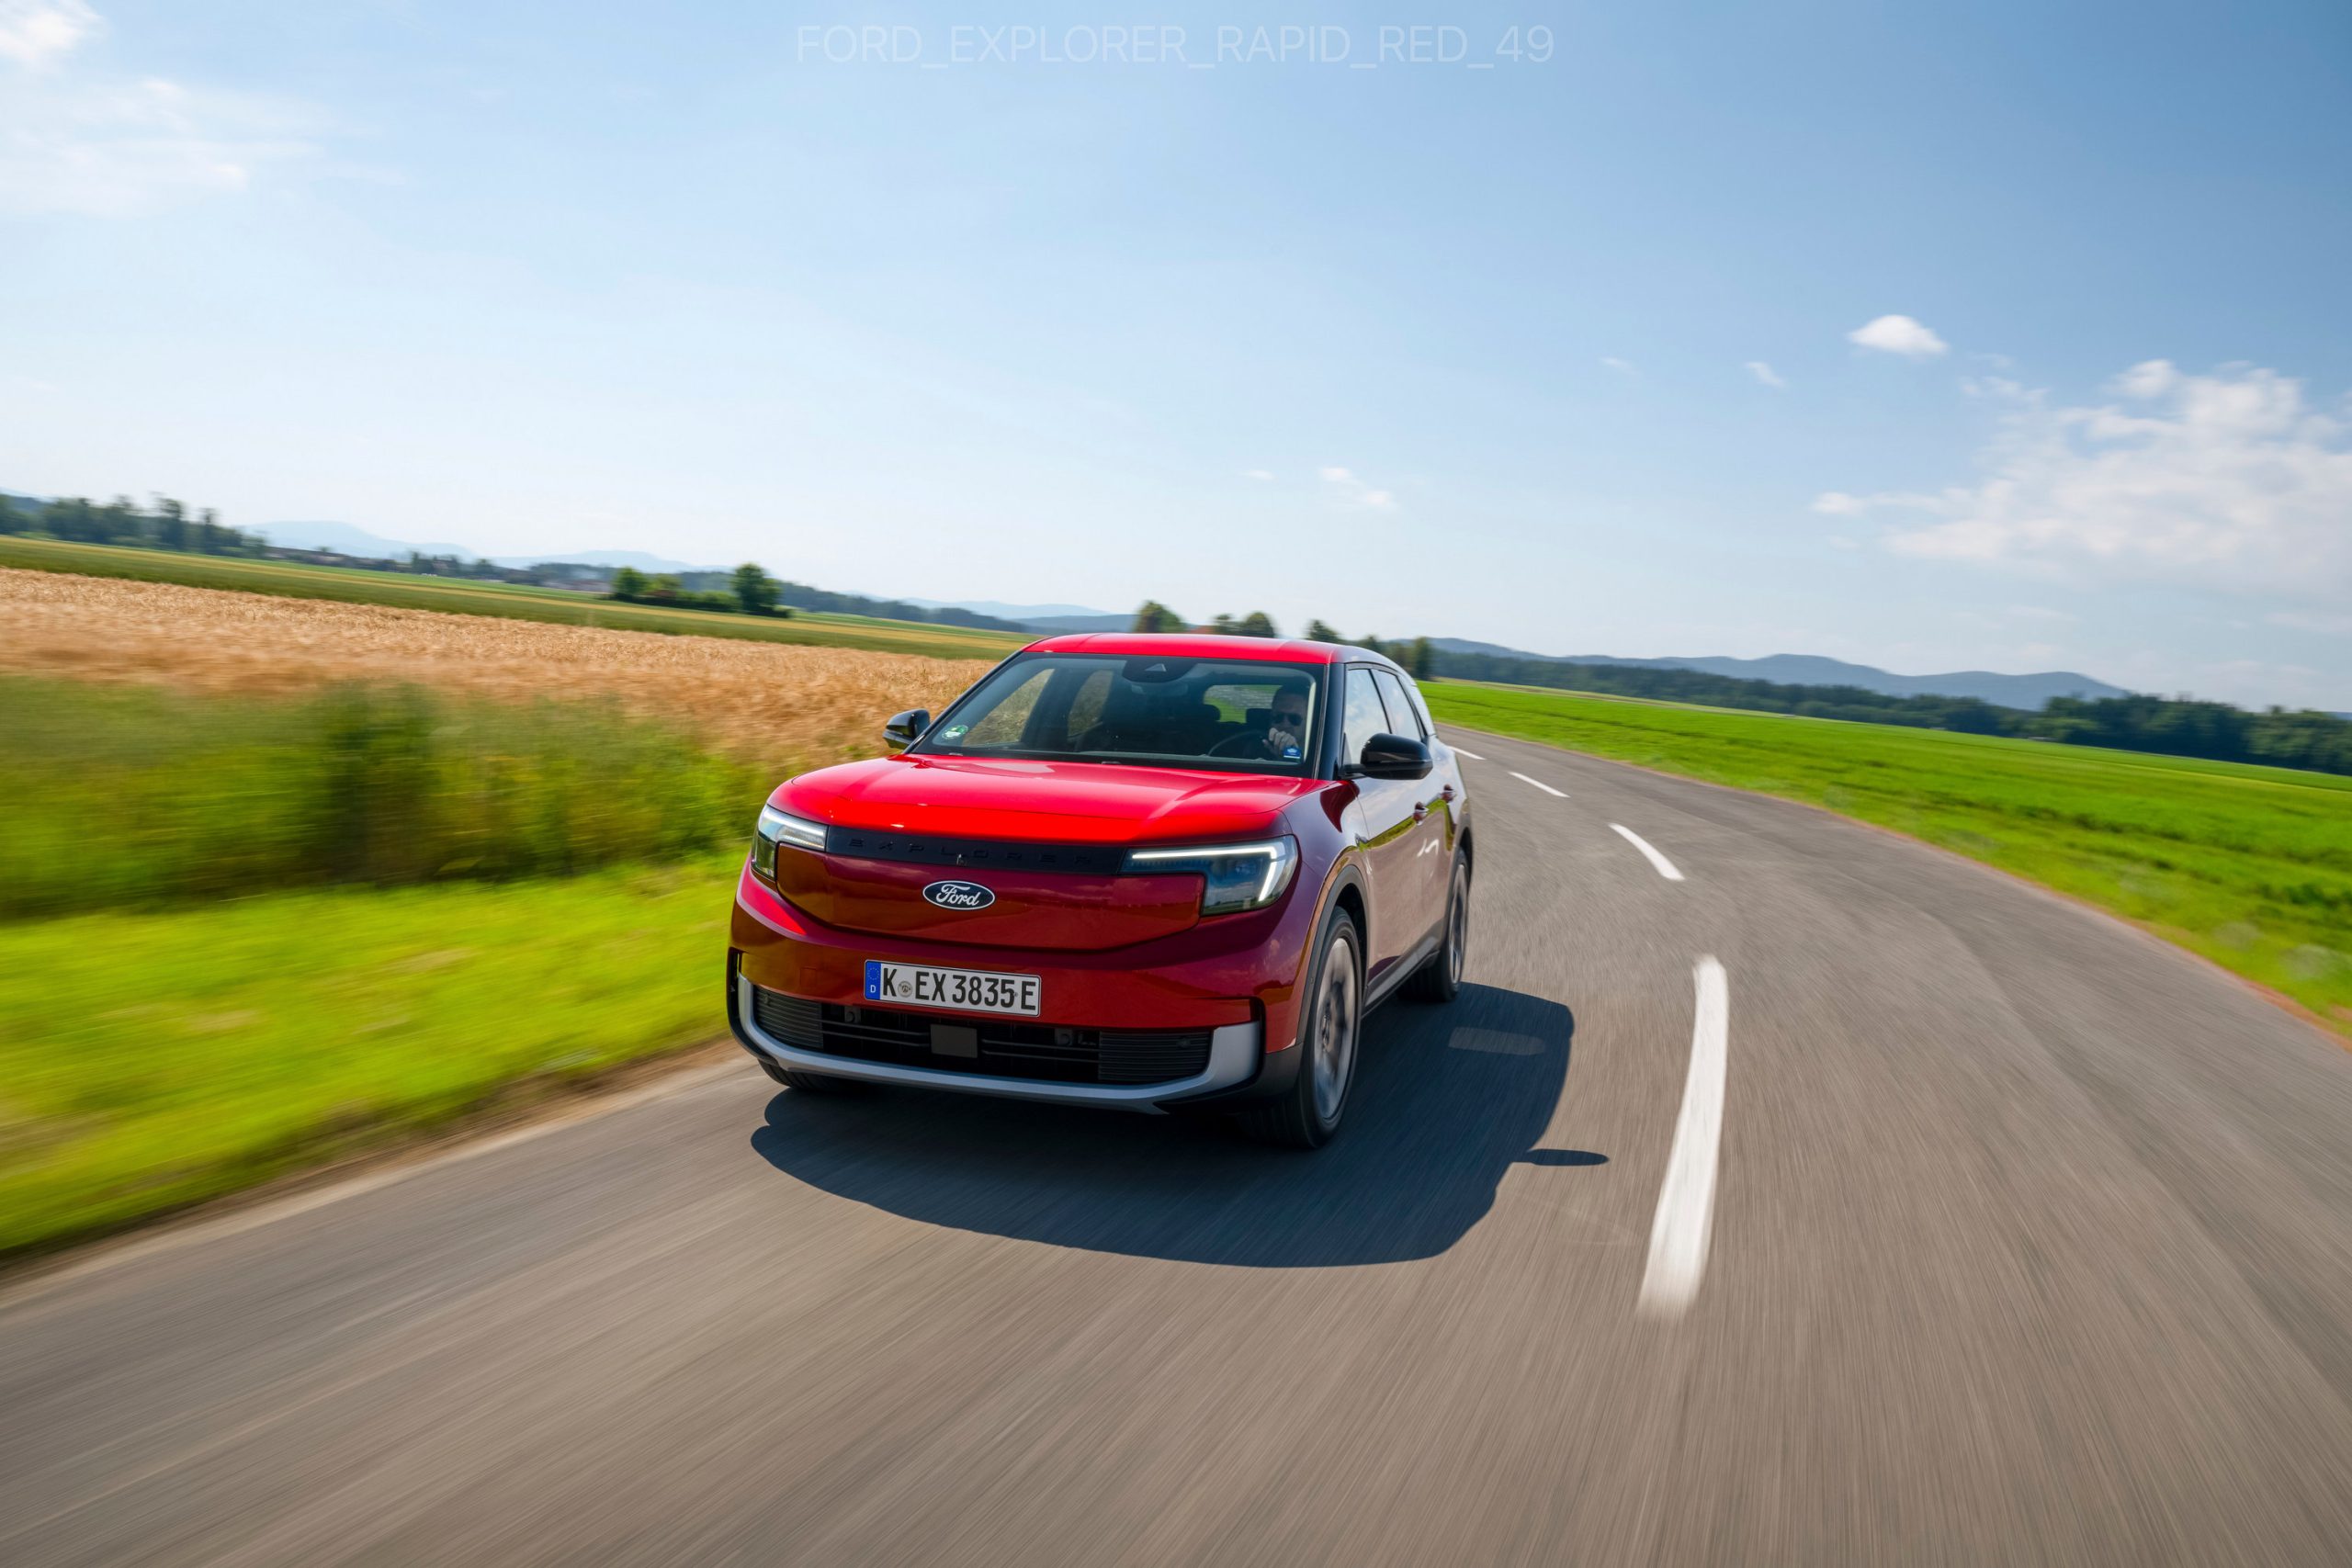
[1371,670,1425,741]
[1401,676,1437,740]
[1341,667,1388,764]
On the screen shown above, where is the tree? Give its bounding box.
[1305,618,1343,644]
[0,495,21,536]
[732,562,779,616]
[1132,600,1185,632]
[608,565,649,601]
[1408,637,1434,679]
[1237,611,1278,637]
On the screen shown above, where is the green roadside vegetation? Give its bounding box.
[1,679,770,918]
[0,859,740,1258]
[0,536,1030,661]
[1424,682,2352,1033]
[0,676,771,1261]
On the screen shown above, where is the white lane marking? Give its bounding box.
[1510,771,1568,797]
[1611,822,1684,881]
[1453,748,1483,760]
[1640,957,1729,1318]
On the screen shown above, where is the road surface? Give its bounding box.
[6,728,2351,1565]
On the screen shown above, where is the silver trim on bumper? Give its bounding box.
[734,975,1261,1111]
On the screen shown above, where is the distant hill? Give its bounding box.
[1020,614,1134,634]
[1427,640,2128,711]
[491,548,712,572]
[257,520,481,560]
[900,597,1117,621]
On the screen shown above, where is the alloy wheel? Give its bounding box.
[1310,931,1360,1123]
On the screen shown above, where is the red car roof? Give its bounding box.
[1023,632,1383,667]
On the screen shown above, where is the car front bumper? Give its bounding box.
[729,861,1316,1111]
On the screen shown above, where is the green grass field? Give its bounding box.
[0,536,1032,661]
[0,859,740,1259]
[1425,682,2352,1032]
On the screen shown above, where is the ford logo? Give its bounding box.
[922,879,996,911]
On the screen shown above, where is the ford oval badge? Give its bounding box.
[922,879,996,911]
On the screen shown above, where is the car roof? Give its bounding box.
[1022,632,1397,670]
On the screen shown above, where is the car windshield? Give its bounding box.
[911,654,1326,773]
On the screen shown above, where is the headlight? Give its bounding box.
[752,804,827,879]
[1123,838,1299,915]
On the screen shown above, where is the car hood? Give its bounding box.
[774,755,1328,846]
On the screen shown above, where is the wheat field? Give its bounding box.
[0,568,991,771]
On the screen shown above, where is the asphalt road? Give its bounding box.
[6,728,2351,1565]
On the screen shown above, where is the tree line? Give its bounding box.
[1128,602,1438,677]
[1424,649,2352,777]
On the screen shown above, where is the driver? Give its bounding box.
[1261,682,1310,760]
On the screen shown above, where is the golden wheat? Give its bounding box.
[0,568,990,771]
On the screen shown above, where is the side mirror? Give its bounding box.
[883,708,930,750]
[1353,733,1432,781]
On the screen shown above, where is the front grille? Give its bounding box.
[749,985,1213,1087]
[820,829,1127,876]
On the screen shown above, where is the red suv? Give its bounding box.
[727,634,1471,1146]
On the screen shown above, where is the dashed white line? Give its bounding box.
[1639,956,1728,1318]
[1453,748,1484,761]
[1610,822,1683,881]
[1510,771,1568,797]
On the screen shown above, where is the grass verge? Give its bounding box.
[0,857,741,1261]
[1,677,771,918]
[0,536,1029,661]
[1426,682,2352,1034]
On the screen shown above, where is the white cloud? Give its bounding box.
[1600,356,1637,375]
[0,7,324,217]
[0,0,99,68]
[1318,466,1396,510]
[1745,360,1787,389]
[1242,468,1273,481]
[1823,360,2352,603]
[1848,314,1949,358]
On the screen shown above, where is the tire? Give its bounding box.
[1404,849,1470,1004]
[1241,907,1363,1149]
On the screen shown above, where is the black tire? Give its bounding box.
[1241,907,1363,1149]
[1404,849,1470,1004]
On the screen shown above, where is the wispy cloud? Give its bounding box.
[1318,466,1395,510]
[1745,360,1787,389]
[1820,359,2352,603]
[0,4,327,217]
[0,0,99,68]
[1242,468,1273,481]
[1600,356,1638,376]
[1848,314,1949,358]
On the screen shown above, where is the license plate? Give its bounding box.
[865,960,1041,1017]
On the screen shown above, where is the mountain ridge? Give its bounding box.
[1426,639,2129,710]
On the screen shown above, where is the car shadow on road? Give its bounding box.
[747,982,1591,1267]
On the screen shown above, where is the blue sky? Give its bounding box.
[4,1,2349,705]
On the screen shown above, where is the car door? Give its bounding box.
[1339,663,1425,983]
[1371,666,1453,942]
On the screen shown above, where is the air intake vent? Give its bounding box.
[750,985,1212,1086]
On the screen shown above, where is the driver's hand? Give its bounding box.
[1266,723,1301,755]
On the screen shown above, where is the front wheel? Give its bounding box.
[1404,850,1469,1003]
[1241,908,1363,1149]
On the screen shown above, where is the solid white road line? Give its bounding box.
[1453,748,1484,760]
[1610,823,1684,881]
[1510,771,1568,797]
[1640,956,1729,1319]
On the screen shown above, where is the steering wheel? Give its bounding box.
[1206,732,1273,760]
